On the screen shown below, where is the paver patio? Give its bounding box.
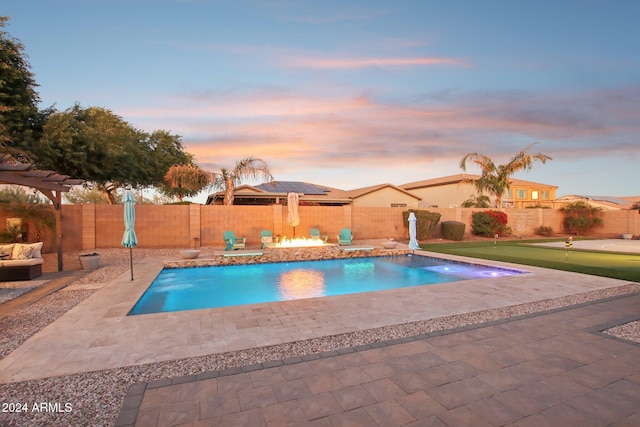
[116,292,640,426]
[1,245,639,426]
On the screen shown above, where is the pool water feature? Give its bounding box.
[129,256,527,315]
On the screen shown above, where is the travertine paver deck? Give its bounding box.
[117,293,640,427]
[0,250,635,384]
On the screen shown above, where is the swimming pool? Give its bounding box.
[129,255,526,315]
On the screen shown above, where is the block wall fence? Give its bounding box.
[2,205,639,252]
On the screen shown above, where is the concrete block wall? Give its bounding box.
[2,205,638,252]
[283,206,348,243]
[200,205,274,247]
[596,209,639,237]
[351,207,407,241]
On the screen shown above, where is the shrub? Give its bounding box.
[402,210,441,240]
[561,201,603,236]
[535,226,554,237]
[471,210,510,237]
[441,221,466,241]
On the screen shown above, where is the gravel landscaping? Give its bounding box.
[1,245,639,427]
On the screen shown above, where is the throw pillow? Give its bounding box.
[25,242,44,259]
[12,244,34,260]
[1,243,15,257]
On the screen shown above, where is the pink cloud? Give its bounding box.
[287,56,469,69]
[120,84,639,183]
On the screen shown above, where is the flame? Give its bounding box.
[276,237,326,248]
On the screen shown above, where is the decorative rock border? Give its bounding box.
[164,246,409,268]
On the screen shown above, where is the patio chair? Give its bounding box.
[310,228,328,243]
[223,231,246,251]
[337,228,353,246]
[260,229,274,249]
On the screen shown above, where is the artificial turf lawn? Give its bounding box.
[420,239,640,283]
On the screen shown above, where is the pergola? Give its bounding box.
[0,153,83,271]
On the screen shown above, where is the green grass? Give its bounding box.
[420,239,640,282]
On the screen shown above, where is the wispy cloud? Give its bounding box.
[120,84,640,188]
[286,56,469,69]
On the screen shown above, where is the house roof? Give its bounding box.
[341,183,421,200]
[205,181,352,205]
[254,181,332,195]
[400,173,558,190]
[555,194,635,209]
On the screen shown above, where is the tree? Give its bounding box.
[35,105,190,203]
[146,130,192,187]
[0,16,49,160]
[561,201,603,236]
[210,157,274,205]
[0,186,54,242]
[63,186,114,204]
[162,163,211,201]
[461,194,491,208]
[459,143,552,208]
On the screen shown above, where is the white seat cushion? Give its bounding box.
[1,257,44,267]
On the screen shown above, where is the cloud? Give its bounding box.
[286,56,469,69]
[120,84,640,188]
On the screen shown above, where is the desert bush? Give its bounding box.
[535,226,554,237]
[561,201,603,236]
[441,221,466,241]
[402,210,441,240]
[471,210,511,237]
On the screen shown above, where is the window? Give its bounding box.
[541,191,549,200]
[516,189,527,199]
[390,203,407,208]
[531,190,539,200]
[506,189,513,199]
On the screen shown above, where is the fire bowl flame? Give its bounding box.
[275,237,328,248]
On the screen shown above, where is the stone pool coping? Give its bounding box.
[0,250,635,384]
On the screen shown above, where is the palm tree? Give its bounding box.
[163,163,211,201]
[461,194,491,208]
[459,143,552,208]
[211,156,274,205]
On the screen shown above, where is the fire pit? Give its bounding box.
[273,237,328,248]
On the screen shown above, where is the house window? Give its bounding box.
[541,191,549,200]
[517,189,527,199]
[531,190,539,200]
[506,189,513,199]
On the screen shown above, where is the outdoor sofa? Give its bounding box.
[0,242,44,281]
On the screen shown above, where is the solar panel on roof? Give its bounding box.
[256,181,329,195]
[578,195,629,205]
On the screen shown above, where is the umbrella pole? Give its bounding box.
[130,247,134,280]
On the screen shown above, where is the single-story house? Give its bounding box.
[340,183,421,208]
[205,182,352,206]
[555,195,638,210]
[206,181,422,208]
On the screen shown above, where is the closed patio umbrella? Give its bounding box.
[286,192,300,237]
[408,212,419,253]
[122,190,138,280]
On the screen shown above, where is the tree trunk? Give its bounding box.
[224,178,235,205]
[105,189,116,205]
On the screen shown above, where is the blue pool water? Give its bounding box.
[129,256,526,315]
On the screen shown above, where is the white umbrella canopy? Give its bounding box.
[286,192,300,237]
[408,212,419,252]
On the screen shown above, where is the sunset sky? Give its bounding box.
[4,0,639,203]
